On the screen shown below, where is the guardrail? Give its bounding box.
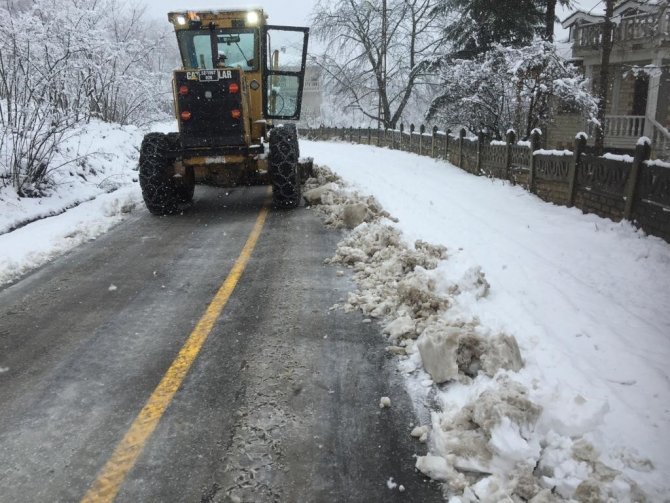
[299,125,670,243]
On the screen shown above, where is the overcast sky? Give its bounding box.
[140,0,604,43]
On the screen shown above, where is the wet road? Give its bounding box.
[0,185,441,502]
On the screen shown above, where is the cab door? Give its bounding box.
[261,26,309,120]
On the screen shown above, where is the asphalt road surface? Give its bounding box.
[0,185,442,502]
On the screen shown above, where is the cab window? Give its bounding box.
[176,29,258,71]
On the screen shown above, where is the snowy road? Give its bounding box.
[0,186,440,502]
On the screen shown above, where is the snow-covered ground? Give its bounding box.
[301,140,670,501]
[1,123,669,500]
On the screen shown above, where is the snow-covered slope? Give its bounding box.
[0,121,144,285]
[301,140,670,501]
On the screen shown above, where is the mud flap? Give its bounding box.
[298,157,314,184]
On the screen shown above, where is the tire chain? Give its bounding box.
[138,132,180,215]
[269,126,301,208]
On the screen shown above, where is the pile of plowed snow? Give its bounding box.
[304,166,649,502]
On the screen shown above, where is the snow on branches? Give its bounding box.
[0,0,175,195]
[427,41,597,139]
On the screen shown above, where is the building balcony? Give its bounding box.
[572,10,669,55]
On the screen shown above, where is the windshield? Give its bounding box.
[176,28,258,71]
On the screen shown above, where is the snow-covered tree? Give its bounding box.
[0,0,176,194]
[310,0,444,129]
[427,41,597,139]
[436,0,543,58]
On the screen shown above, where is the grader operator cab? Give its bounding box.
[138,9,310,214]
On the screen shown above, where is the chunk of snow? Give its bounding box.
[386,477,398,489]
[383,315,416,342]
[342,202,368,229]
[108,284,118,291]
[411,425,429,439]
[417,324,460,383]
[415,455,450,482]
[379,396,391,408]
[637,136,651,146]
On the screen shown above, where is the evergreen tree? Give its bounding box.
[439,0,544,58]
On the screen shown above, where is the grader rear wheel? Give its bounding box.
[139,133,181,215]
[269,125,301,208]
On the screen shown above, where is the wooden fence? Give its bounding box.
[299,125,670,243]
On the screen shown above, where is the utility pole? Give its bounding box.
[595,0,615,154]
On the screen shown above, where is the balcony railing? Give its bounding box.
[573,9,669,50]
[587,115,646,141]
[585,115,669,158]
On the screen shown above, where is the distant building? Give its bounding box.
[301,66,323,125]
[551,0,669,155]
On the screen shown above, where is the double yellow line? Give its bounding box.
[81,202,270,503]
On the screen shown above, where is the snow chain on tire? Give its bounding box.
[269,125,301,208]
[139,132,182,215]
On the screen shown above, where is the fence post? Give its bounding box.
[445,128,451,160]
[399,123,404,150]
[477,130,486,175]
[458,128,466,169]
[383,127,387,148]
[357,126,361,143]
[419,125,425,155]
[568,133,587,207]
[409,124,415,153]
[377,127,382,147]
[624,138,651,220]
[505,129,516,181]
[528,130,541,192]
[432,126,438,158]
[368,126,372,145]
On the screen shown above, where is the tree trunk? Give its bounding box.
[594,0,615,155]
[544,0,557,41]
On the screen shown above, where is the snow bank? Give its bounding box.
[302,139,670,502]
[0,120,144,285]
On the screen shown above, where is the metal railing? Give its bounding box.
[649,117,670,158]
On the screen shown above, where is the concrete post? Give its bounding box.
[459,128,466,169]
[505,129,516,181]
[624,138,651,219]
[568,133,588,207]
[528,130,542,191]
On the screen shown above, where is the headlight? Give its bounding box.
[246,11,259,25]
[176,15,186,25]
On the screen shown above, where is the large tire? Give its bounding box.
[269,125,301,208]
[139,133,180,215]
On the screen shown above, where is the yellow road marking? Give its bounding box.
[81,200,270,503]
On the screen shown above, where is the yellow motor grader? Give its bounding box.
[139,9,310,214]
